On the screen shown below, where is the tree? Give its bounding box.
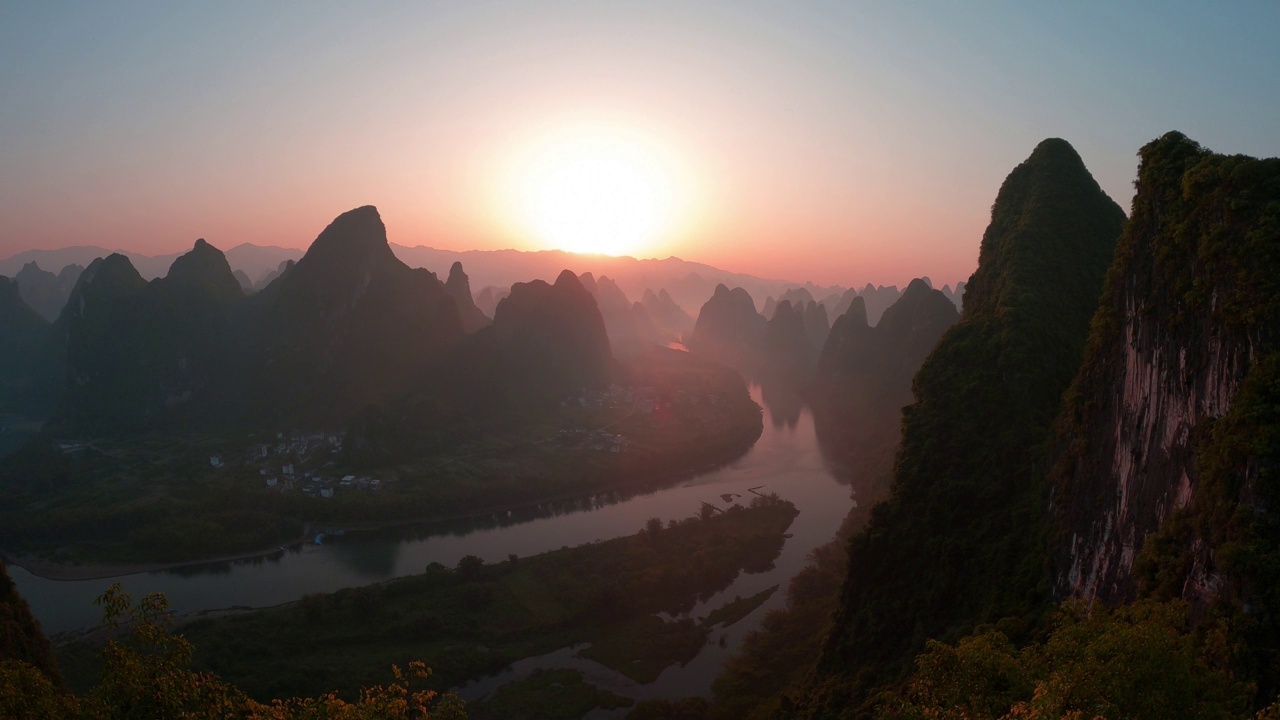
[0,584,468,719]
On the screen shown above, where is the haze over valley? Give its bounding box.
[2,4,1280,720]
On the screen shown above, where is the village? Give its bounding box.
[206,429,384,500]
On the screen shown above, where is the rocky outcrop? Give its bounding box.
[444,261,492,333]
[1051,133,1280,609]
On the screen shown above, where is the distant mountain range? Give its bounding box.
[1,242,965,324]
[0,207,620,443]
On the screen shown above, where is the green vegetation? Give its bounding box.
[471,669,632,720]
[808,138,1125,712]
[0,349,762,565]
[1050,133,1280,704]
[707,529,850,720]
[47,497,797,705]
[3,586,469,719]
[875,601,1256,720]
[0,561,60,686]
[579,615,705,683]
[701,585,777,629]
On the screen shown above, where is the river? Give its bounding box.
[13,383,869,711]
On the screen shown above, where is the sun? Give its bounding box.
[517,131,677,256]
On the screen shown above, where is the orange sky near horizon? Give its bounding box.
[3,4,1278,290]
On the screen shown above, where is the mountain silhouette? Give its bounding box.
[444,261,492,333]
[807,138,1126,709]
[14,262,83,321]
[687,284,767,373]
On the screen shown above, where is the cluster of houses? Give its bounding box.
[206,429,382,499]
[262,470,382,498]
[554,428,630,453]
[210,429,345,469]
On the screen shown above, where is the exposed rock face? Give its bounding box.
[15,261,83,321]
[1052,133,1280,609]
[687,284,767,372]
[444,261,492,333]
[808,138,1125,706]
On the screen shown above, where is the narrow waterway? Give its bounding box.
[15,383,870,709]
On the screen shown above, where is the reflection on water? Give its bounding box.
[14,382,888,704]
[760,376,806,429]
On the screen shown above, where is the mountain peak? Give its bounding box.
[843,295,869,328]
[963,137,1124,325]
[165,238,242,302]
[902,277,933,297]
[302,205,395,269]
[554,269,586,293]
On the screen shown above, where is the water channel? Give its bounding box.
[13,384,873,712]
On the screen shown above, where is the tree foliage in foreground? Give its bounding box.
[874,600,1264,720]
[0,585,467,720]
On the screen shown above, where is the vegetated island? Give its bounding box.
[54,495,797,717]
[0,346,764,573]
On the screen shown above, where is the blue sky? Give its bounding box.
[1,1,1276,286]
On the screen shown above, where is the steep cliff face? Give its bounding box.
[804,138,1125,714]
[1052,133,1280,609]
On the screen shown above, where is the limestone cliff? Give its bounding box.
[1052,133,1280,610]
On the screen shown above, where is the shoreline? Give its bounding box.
[3,431,760,583]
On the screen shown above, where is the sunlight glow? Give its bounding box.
[517,131,678,256]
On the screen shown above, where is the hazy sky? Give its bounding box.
[2,2,1277,287]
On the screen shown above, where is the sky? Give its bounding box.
[1,2,1277,288]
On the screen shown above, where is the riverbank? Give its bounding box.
[54,496,799,704]
[2,428,761,582]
